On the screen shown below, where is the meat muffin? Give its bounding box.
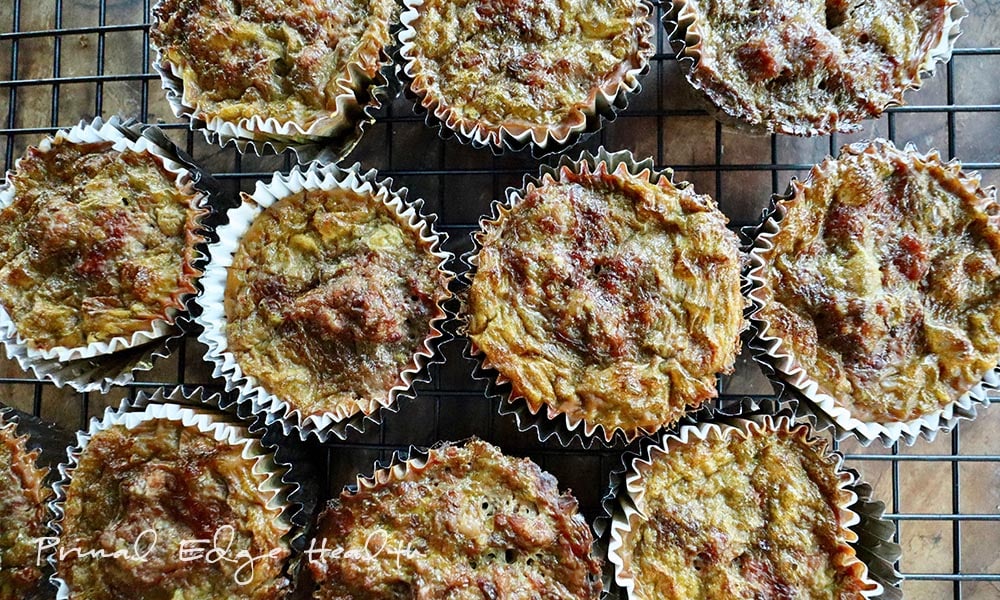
[610,418,879,599]
[308,440,601,599]
[200,166,452,439]
[668,0,963,134]
[0,132,206,359]
[53,405,292,600]
[466,150,744,441]
[152,0,397,151]
[0,414,49,599]
[750,140,1000,440]
[398,0,654,152]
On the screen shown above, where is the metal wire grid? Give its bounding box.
[0,0,998,598]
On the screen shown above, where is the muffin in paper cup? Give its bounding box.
[0,116,211,392]
[197,163,454,443]
[397,0,654,156]
[150,0,400,163]
[606,414,899,600]
[45,390,298,600]
[0,408,52,600]
[306,438,602,598]
[747,139,1000,445]
[461,147,745,447]
[664,0,966,136]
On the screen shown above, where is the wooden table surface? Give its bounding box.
[1,0,998,598]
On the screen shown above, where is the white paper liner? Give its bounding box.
[606,415,893,600]
[745,139,999,446]
[151,0,399,164]
[461,146,747,448]
[197,162,454,443]
[664,0,967,136]
[45,387,298,599]
[397,0,654,156]
[0,117,210,393]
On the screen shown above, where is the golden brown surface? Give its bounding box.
[622,423,873,599]
[757,141,1000,422]
[152,0,395,130]
[681,0,954,134]
[0,419,48,599]
[405,0,652,140]
[58,418,290,600]
[225,187,449,420]
[0,139,204,351]
[467,162,743,436]
[309,440,601,599]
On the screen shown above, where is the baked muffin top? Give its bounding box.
[402,0,653,144]
[152,0,395,129]
[620,422,873,599]
[309,440,601,599]
[225,186,449,421]
[756,141,1000,422]
[467,160,743,437]
[678,0,956,134]
[0,139,204,352]
[0,418,49,599]
[58,418,291,600]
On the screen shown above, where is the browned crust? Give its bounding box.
[466,160,743,438]
[0,418,49,599]
[755,140,1000,423]
[58,418,291,600]
[618,421,875,599]
[0,136,207,353]
[308,440,602,599]
[675,0,957,135]
[401,0,654,148]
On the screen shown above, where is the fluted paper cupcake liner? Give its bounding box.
[45,387,302,599]
[151,0,401,164]
[0,116,214,393]
[604,413,901,600]
[663,0,966,136]
[460,146,747,448]
[197,162,454,443]
[397,0,654,157]
[745,140,998,446]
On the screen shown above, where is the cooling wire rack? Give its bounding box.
[0,0,998,598]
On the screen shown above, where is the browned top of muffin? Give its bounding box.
[152,0,396,128]
[0,139,204,351]
[467,162,743,437]
[309,440,601,599]
[225,187,449,420]
[0,419,49,598]
[58,418,291,600]
[679,0,955,134]
[403,0,653,141]
[756,141,1000,422]
[621,423,873,599]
